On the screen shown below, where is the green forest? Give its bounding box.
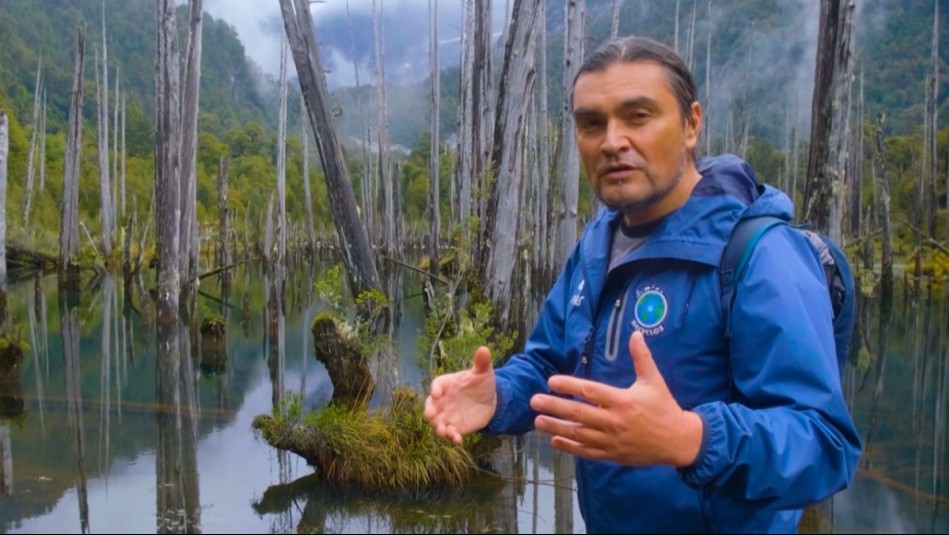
[0,0,947,272]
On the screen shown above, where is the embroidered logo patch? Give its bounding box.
[633,285,668,336]
[570,279,586,307]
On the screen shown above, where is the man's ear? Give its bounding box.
[685,101,702,149]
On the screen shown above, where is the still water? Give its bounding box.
[0,263,946,533]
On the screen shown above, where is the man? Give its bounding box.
[424,36,860,534]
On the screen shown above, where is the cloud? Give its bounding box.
[203,0,509,86]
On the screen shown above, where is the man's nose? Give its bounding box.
[601,120,630,156]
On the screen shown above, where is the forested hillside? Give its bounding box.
[0,0,946,257]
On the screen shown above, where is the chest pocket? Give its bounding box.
[591,262,728,402]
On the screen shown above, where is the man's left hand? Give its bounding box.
[529,330,703,468]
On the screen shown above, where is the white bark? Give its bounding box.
[300,91,316,254]
[276,39,288,266]
[95,46,114,256]
[155,0,181,317]
[556,0,584,267]
[0,110,7,288]
[23,57,42,225]
[279,0,381,297]
[61,29,85,276]
[611,0,624,39]
[373,0,396,254]
[179,0,203,282]
[484,0,541,324]
[428,0,441,274]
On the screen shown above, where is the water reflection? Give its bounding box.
[0,266,946,533]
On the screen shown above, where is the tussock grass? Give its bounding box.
[254,388,499,490]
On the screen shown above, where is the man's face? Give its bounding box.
[573,60,701,226]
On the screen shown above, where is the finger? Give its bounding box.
[472,346,492,374]
[535,415,610,452]
[549,435,608,461]
[629,330,662,384]
[531,393,613,430]
[545,374,618,407]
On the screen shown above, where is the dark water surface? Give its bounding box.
[0,264,946,533]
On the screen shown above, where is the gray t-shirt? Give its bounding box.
[609,217,665,272]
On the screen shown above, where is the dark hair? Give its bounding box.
[572,36,698,126]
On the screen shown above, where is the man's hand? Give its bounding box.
[529,331,703,467]
[424,346,498,444]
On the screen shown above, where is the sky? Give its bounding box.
[203,0,509,87]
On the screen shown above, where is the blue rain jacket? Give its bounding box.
[484,154,861,533]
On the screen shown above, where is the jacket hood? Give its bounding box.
[578,154,793,302]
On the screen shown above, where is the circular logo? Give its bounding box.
[634,289,667,329]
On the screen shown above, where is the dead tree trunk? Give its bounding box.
[60,28,85,285]
[804,0,856,240]
[216,156,230,268]
[925,0,939,240]
[428,0,441,276]
[279,0,382,299]
[39,91,47,193]
[705,0,711,155]
[276,40,289,268]
[455,0,476,237]
[155,0,182,320]
[556,0,585,267]
[179,0,203,285]
[610,0,624,39]
[0,110,7,290]
[472,0,495,257]
[536,0,551,281]
[22,58,42,226]
[373,0,397,255]
[482,0,541,325]
[300,91,316,255]
[874,113,893,300]
[95,46,114,257]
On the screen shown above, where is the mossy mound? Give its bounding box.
[253,388,500,490]
[0,332,28,376]
[200,314,227,337]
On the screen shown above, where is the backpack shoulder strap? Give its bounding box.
[720,215,788,338]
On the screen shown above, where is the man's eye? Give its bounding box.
[577,120,602,132]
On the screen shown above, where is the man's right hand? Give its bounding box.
[424,346,497,444]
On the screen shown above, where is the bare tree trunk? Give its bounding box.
[22,57,42,226]
[112,67,120,224]
[95,46,114,257]
[373,0,396,255]
[120,94,126,219]
[179,0,203,284]
[482,0,541,325]
[344,0,374,244]
[686,0,697,72]
[848,66,864,238]
[279,0,382,299]
[556,0,585,267]
[610,0,624,39]
[428,0,441,276]
[804,0,856,239]
[300,91,316,255]
[276,40,289,268]
[60,28,85,284]
[455,0,475,236]
[155,0,182,320]
[39,90,47,192]
[0,110,7,290]
[674,0,680,53]
[875,113,893,300]
[926,0,939,240]
[537,0,551,280]
[217,156,230,268]
[705,0,711,155]
[473,0,495,253]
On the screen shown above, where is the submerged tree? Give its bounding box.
[155,0,181,319]
[278,0,382,300]
[804,0,856,240]
[60,28,85,286]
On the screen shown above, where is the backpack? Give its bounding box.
[719,216,856,377]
